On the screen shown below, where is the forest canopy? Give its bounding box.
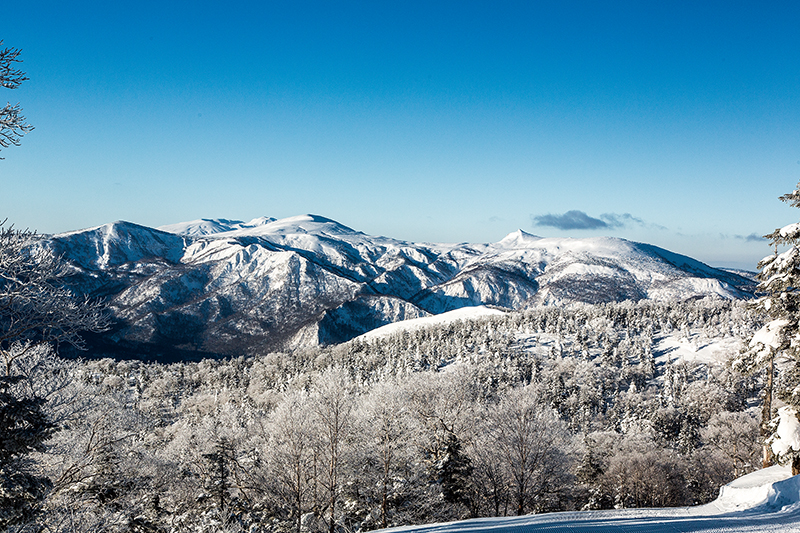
[7,298,766,532]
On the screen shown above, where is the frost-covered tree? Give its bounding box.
[357,380,414,529]
[403,367,482,520]
[270,390,315,533]
[0,224,109,528]
[700,410,760,478]
[0,40,33,156]
[488,385,573,515]
[311,368,357,533]
[0,223,109,375]
[432,430,474,509]
[468,428,509,516]
[737,182,800,472]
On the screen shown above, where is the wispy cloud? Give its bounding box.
[600,213,659,229]
[732,233,764,242]
[532,210,661,231]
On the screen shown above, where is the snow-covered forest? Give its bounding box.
[7,298,766,532]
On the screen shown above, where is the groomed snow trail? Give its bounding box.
[382,466,800,533]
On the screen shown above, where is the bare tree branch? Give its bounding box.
[0,40,33,157]
[0,222,110,375]
[0,42,28,89]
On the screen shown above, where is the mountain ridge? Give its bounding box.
[38,215,755,361]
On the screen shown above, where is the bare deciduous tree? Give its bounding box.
[0,223,109,375]
[489,385,574,515]
[311,368,356,533]
[0,41,33,156]
[270,390,315,533]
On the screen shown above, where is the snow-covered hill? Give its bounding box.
[381,466,800,533]
[40,215,755,360]
[355,306,506,342]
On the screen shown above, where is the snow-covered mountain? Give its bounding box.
[40,215,755,360]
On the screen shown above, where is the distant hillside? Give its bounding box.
[38,215,754,360]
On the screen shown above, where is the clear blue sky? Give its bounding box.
[2,1,799,270]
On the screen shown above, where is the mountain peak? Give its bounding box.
[157,218,245,237]
[498,229,542,247]
[241,216,277,228]
[232,214,361,237]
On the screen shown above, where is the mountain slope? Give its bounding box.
[40,215,754,360]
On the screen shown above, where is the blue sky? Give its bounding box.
[1,1,799,270]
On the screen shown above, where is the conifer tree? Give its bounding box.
[737,182,800,472]
[433,430,474,508]
[0,374,55,527]
[203,438,233,516]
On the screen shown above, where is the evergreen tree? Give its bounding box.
[575,437,610,510]
[737,181,800,471]
[0,374,55,528]
[203,438,233,516]
[433,430,473,508]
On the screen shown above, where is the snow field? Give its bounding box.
[355,306,506,341]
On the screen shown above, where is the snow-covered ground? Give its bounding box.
[355,306,506,341]
[381,466,800,533]
[653,333,743,365]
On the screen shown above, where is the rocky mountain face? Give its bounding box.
[39,215,754,361]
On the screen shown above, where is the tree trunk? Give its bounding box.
[762,354,775,468]
[792,454,800,476]
[382,460,389,529]
[296,466,302,533]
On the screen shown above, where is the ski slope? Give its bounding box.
[381,466,800,533]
